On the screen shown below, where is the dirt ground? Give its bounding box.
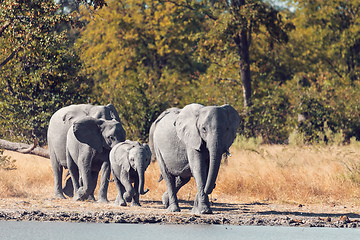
[1,196,360,228]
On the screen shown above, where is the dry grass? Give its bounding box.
[215,144,360,205]
[0,151,53,198]
[2,144,360,207]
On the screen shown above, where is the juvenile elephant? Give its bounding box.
[149,103,240,214]
[47,104,122,200]
[66,116,126,201]
[110,140,151,207]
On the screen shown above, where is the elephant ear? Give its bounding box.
[73,117,104,153]
[221,104,241,148]
[115,141,138,172]
[142,143,152,167]
[105,104,121,121]
[175,103,204,151]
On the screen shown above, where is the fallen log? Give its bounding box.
[0,138,49,159]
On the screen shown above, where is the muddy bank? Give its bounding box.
[0,209,360,228]
[1,198,360,228]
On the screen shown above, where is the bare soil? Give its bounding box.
[1,197,360,228]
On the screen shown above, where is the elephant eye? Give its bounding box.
[201,127,206,133]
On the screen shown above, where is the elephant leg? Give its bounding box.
[120,173,135,203]
[50,154,66,199]
[156,152,180,212]
[131,179,140,207]
[66,153,81,200]
[187,150,212,214]
[87,171,99,201]
[75,166,94,201]
[162,176,191,208]
[97,161,110,203]
[76,175,95,200]
[131,194,140,207]
[162,174,180,212]
[114,176,126,206]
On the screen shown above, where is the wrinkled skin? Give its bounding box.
[47,104,122,200]
[149,103,240,214]
[66,117,126,202]
[110,140,151,207]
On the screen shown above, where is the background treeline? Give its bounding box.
[1,0,360,145]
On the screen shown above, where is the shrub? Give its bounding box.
[0,149,16,170]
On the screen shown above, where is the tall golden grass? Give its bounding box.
[0,151,53,198]
[2,142,360,206]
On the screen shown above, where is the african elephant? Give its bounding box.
[149,103,240,214]
[110,140,151,207]
[66,116,126,201]
[47,104,123,200]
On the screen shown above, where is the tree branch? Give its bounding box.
[326,59,343,79]
[216,78,240,84]
[0,48,20,69]
[0,139,49,158]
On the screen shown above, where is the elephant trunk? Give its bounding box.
[204,143,222,195]
[138,166,149,195]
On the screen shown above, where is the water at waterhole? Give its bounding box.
[0,221,359,240]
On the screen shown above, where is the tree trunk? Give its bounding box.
[234,30,252,108]
[0,139,50,159]
[232,0,252,108]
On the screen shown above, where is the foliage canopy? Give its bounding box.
[0,0,91,144]
[2,0,360,144]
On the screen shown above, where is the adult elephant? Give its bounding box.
[47,104,124,200]
[66,117,126,201]
[149,103,240,214]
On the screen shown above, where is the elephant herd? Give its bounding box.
[47,103,241,214]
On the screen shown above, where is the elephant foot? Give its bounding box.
[97,198,109,203]
[192,204,212,214]
[131,201,141,207]
[193,193,212,214]
[62,189,74,198]
[115,195,127,206]
[167,203,180,212]
[123,191,133,203]
[162,192,169,208]
[54,191,66,199]
[87,194,96,201]
[74,195,82,201]
[74,189,88,201]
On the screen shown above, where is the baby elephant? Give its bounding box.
[110,140,151,206]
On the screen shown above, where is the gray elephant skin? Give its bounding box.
[110,140,151,207]
[47,104,124,200]
[66,116,126,201]
[149,103,240,214]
